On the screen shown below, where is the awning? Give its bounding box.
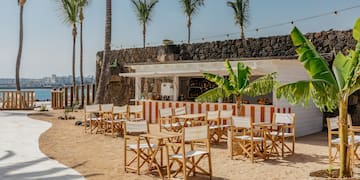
[119,59,294,78]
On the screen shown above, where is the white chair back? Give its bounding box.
[101,104,113,113]
[114,105,128,114]
[220,110,233,119]
[125,121,148,134]
[174,107,186,116]
[184,125,208,141]
[273,113,295,124]
[160,108,173,118]
[129,105,143,113]
[327,117,339,130]
[327,115,352,130]
[206,110,219,121]
[85,104,99,113]
[232,116,251,128]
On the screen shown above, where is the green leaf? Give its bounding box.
[353,17,360,42]
[332,52,356,90]
[276,80,338,112]
[224,59,238,89]
[244,72,277,97]
[195,87,223,103]
[237,62,251,89]
[203,73,225,87]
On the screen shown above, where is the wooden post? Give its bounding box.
[81,85,85,108]
[75,85,79,104]
[51,90,54,108]
[70,86,74,107]
[59,88,64,108]
[86,84,90,105]
[64,87,68,107]
[92,84,95,104]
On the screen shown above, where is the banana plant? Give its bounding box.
[277,17,360,177]
[196,59,277,116]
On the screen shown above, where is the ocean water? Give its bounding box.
[0,88,90,101]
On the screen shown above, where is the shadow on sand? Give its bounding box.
[0,150,103,180]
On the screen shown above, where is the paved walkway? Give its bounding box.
[0,111,84,180]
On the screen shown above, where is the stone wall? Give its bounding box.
[96,29,360,125]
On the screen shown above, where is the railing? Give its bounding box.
[51,84,96,109]
[0,91,35,110]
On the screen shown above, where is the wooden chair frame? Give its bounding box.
[229,116,266,162]
[159,108,181,132]
[205,110,221,143]
[100,104,114,135]
[128,105,144,121]
[270,113,296,157]
[166,125,212,180]
[84,104,100,134]
[327,115,360,165]
[218,110,233,141]
[124,120,153,175]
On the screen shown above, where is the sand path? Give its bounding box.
[0,111,84,180]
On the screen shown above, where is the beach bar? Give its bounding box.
[120,58,323,137]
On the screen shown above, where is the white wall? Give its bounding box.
[270,60,323,137]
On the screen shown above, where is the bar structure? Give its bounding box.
[120,58,323,137]
[134,100,291,124]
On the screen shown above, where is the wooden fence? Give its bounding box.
[51,84,96,109]
[0,91,35,110]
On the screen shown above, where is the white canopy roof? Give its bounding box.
[119,59,297,78]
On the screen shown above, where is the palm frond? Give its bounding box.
[224,59,238,89]
[58,0,79,26]
[244,72,277,97]
[276,79,338,112]
[195,87,223,103]
[227,0,250,27]
[291,27,338,89]
[131,0,158,24]
[179,0,204,17]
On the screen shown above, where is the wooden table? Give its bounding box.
[173,113,206,127]
[140,132,181,178]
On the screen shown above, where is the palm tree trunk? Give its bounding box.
[339,96,350,177]
[187,16,191,44]
[15,5,24,91]
[240,25,246,48]
[236,96,242,116]
[72,23,77,101]
[94,0,112,104]
[143,22,146,48]
[80,20,84,107]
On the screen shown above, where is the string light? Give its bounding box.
[111,4,360,48]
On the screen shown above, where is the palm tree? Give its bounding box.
[227,0,250,48]
[58,0,79,93]
[78,0,89,106]
[196,59,277,116]
[179,0,205,44]
[15,0,27,91]
[131,0,159,48]
[94,0,112,104]
[276,18,360,177]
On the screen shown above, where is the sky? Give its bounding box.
[1,0,360,79]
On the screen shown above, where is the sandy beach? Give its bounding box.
[28,109,350,180]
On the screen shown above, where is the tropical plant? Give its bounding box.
[196,59,277,116]
[58,0,79,94]
[227,0,250,48]
[78,0,89,107]
[15,0,27,91]
[131,0,159,48]
[94,0,112,104]
[276,18,360,177]
[179,0,205,44]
